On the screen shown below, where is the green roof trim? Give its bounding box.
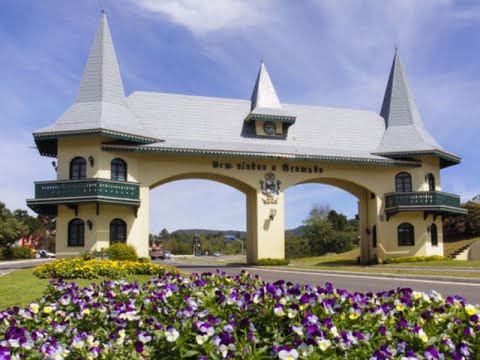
[373,150,461,169]
[33,129,160,157]
[244,113,296,124]
[101,144,422,167]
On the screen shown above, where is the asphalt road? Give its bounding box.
[0,259,53,272]
[162,259,480,305]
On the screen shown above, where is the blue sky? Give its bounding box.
[0,0,479,234]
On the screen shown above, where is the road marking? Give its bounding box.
[252,268,480,287]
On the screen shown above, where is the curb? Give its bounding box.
[252,266,480,284]
[0,258,54,266]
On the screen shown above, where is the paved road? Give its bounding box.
[161,259,480,305]
[0,259,53,272]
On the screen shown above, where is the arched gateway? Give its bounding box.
[27,15,466,264]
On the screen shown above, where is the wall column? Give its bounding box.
[128,186,150,258]
[246,190,285,264]
[358,189,370,265]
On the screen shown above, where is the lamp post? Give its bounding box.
[234,238,244,257]
[193,235,200,256]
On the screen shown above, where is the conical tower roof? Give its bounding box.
[34,14,156,156]
[76,13,127,106]
[245,62,295,123]
[375,51,460,167]
[251,62,282,110]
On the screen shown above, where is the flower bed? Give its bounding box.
[33,258,179,279]
[0,271,479,359]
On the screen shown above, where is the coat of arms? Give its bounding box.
[259,172,281,204]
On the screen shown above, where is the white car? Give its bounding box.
[35,250,56,259]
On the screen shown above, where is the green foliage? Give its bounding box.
[443,201,480,238]
[0,215,28,248]
[285,233,311,259]
[0,247,7,260]
[256,258,290,266]
[328,231,355,253]
[138,257,151,263]
[383,255,446,264]
[106,243,138,261]
[9,246,34,259]
[33,258,179,279]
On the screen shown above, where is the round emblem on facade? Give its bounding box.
[263,121,277,135]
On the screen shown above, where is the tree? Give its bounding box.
[0,216,28,248]
[303,215,334,255]
[443,201,480,239]
[159,228,170,239]
[308,203,332,219]
[327,210,350,231]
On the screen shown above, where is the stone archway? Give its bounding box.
[285,177,378,264]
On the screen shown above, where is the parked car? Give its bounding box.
[196,251,205,257]
[164,251,172,259]
[149,247,165,260]
[213,252,221,257]
[35,250,56,259]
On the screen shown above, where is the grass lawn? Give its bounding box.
[289,248,360,266]
[382,259,480,267]
[0,269,156,310]
[443,238,479,258]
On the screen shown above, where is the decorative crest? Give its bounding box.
[259,172,281,204]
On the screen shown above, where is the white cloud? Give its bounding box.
[131,0,275,36]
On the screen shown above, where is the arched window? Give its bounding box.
[110,219,127,244]
[426,173,435,191]
[372,225,377,248]
[430,223,438,246]
[70,157,87,180]
[111,158,127,181]
[398,223,414,247]
[395,172,412,192]
[68,219,85,247]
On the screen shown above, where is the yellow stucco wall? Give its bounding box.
[54,137,446,263]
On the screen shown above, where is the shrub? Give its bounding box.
[9,246,34,259]
[138,257,151,263]
[383,255,446,264]
[256,258,290,266]
[33,257,179,279]
[106,243,138,261]
[0,247,6,260]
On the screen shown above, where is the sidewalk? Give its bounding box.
[260,266,480,284]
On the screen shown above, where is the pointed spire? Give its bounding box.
[250,61,282,111]
[380,50,424,128]
[76,13,126,105]
[377,51,442,152]
[33,13,157,153]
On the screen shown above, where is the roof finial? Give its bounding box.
[98,0,105,13]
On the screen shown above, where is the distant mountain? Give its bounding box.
[170,227,305,237]
[285,225,306,236]
[171,229,246,237]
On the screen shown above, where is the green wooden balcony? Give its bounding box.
[27,179,140,215]
[384,191,467,219]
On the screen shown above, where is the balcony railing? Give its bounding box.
[385,191,461,209]
[27,179,140,215]
[34,179,140,201]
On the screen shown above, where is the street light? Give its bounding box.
[192,235,200,256]
[234,238,244,257]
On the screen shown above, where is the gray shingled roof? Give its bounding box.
[376,51,442,153]
[125,92,387,160]
[33,14,155,142]
[32,16,459,167]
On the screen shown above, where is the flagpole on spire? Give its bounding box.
[98,0,105,14]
